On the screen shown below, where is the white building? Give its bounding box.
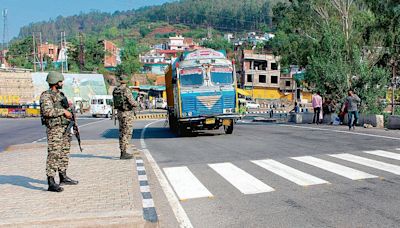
[224,33,234,41]
[168,35,186,51]
[140,50,166,64]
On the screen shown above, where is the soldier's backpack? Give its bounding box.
[113,87,131,111]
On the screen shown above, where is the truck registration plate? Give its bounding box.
[205,118,215,124]
[222,119,232,126]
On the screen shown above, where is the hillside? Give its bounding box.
[17,0,286,43]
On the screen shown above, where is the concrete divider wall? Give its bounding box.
[343,114,384,128]
[289,113,314,124]
[388,115,400,129]
[290,113,384,128]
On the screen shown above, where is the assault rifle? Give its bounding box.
[61,94,83,152]
[66,111,83,152]
[112,106,117,126]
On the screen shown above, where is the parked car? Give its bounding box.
[245,101,260,109]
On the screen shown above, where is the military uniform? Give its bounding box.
[40,72,78,192]
[40,90,72,177]
[113,81,137,159]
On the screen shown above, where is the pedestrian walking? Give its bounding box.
[112,76,138,159]
[40,71,79,193]
[343,89,361,130]
[312,92,323,124]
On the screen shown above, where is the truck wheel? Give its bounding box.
[169,116,177,132]
[224,121,234,134]
[177,125,190,137]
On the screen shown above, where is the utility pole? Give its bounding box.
[391,59,398,115]
[60,32,63,73]
[64,31,68,72]
[207,25,212,39]
[78,32,84,72]
[39,32,43,71]
[32,33,37,72]
[1,9,8,66]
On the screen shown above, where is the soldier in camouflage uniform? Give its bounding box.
[40,71,79,192]
[113,76,138,159]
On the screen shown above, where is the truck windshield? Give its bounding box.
[211,67,234,85]
[180,69,203,86]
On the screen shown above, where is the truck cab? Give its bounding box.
[165,49,240,136]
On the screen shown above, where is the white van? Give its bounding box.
[90,95,113,118]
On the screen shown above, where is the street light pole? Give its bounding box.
[392,61,397,115]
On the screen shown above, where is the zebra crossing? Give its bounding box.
[162,149,400,200]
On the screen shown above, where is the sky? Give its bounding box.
[0,0,173,40]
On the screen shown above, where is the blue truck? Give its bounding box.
[165,48,240,136]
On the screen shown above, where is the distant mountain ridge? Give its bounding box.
[18,0,286,42]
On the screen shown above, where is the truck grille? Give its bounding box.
[181,93,235,116]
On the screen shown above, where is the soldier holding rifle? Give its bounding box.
[40,71,79,192]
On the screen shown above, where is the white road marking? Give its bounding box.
[138,175,148,181]
[252,159,328,186]
[164,166,213,200]
[209,162,274,194]
[330,153,400,175]
[142,199,155,208]
[364,150,400,161]
[281,124,400,141]
[32,137,47,143]
[31,118,109,143]
[140,185,150,193]
[292,156,378,180]
[141,120,194,228]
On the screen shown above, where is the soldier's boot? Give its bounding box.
[47,176,64,192]
[120,152,134,160]
[59,171,79,185]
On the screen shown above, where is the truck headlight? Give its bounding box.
[223,108,233,114]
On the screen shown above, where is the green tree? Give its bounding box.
[116,39,142,76]
[6,36,34,69]
[270,0,389,113]
[202,37,233,53]
[68,35,105,72]
[43,54,55,71]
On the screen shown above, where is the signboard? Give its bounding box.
[0,108,8,116]
[8,108,25,115]
[32,73,108,102]
[185,49,226,60]
[0,95,20,105]
[294,72,305,81]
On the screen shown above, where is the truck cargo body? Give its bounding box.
[165,49,240,136]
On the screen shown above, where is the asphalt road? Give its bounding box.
[0,115,111,152]
[2,116,400,227]
[137,120,400,228]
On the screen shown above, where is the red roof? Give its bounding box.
[158,50,181,54]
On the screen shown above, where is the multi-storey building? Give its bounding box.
[39,43,59,62]
[241,49,287,100]
[101,40,121,69]
[140,49,169,75]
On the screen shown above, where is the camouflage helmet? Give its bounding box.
[118,75,129,84]
[46,71,64,84]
